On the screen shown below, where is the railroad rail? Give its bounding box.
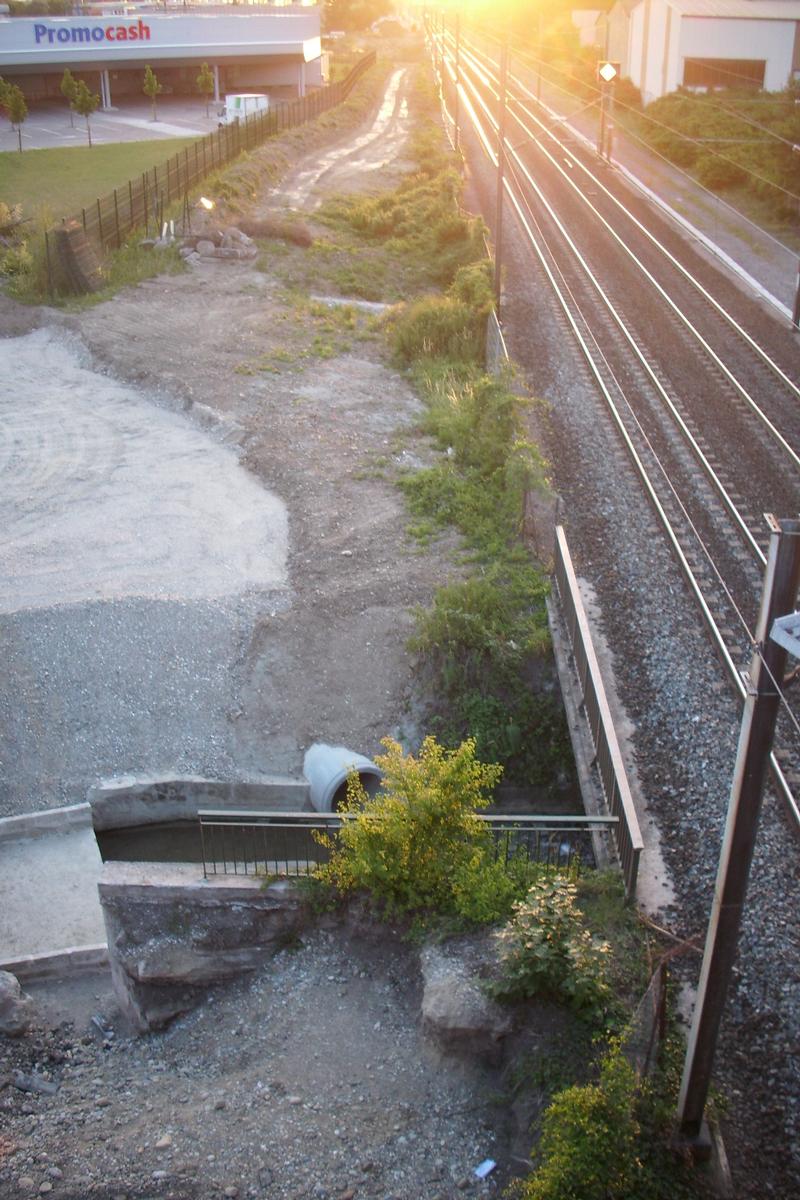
[428,21,800,828]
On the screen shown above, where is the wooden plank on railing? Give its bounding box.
[552,526,644,898]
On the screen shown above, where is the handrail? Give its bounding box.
[197,807,617,879]
[551,526,644,899]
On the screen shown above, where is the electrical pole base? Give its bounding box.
[673,1119,713,1163]
[673,1120,735,1197]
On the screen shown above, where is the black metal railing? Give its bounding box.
[198,809,618,880]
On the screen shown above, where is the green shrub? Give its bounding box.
[392,295,484,365]
[493,873,612,1021]
[314,736,528,924]
[518,1044,646,1200]
[515,1038,713,1200]
[694,153,748,191]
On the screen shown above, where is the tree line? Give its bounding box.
[0,63,217,152]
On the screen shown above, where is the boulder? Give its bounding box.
[419,935,513,1063]
[0,970,35,1036]
[220,226,254,248]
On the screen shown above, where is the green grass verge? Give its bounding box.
[0,138,198,222]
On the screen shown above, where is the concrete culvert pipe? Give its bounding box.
[303,744,382,813]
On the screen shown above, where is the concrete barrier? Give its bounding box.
[0,944,109,983]
[89,775,311,831]
[0,803,92,843]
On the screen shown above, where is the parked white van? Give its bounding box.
[218,93,270,126]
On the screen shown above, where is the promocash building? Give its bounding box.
[0,4,323,108]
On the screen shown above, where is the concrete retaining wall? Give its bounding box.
[99,862,309,1031]
[90,775,311,831]
[0,803,92,843]
[0,944,109,983]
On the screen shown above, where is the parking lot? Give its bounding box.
[1,95,222,150]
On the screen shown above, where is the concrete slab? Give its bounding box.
[0,826,106,958]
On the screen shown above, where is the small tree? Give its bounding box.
[196,61,214,118]
[60,67,77,127]
[72,79,100,147]
[143,65,162,122]
[6,84,28,153]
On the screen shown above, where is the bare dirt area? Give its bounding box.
[0,925,519,1200]
[0,61,450,811]
[0,57,525,1200]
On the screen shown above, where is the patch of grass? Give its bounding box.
[232,294,370,374]
[0,138,198,222]
[319,123,487,292]
[395,358,568,785]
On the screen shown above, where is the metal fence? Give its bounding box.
[624,962,668,1078]
[52,51,377,258]
[198,808,618,879]
[551,525,644,899]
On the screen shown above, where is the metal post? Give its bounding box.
[494,40,508,311]
[44,229,53,298]
[113,188,120,248]
[597,82,607,157]
[454,14,461,149]
[792,259,800,330]
[536,13,542,104]
[606,81,615,162]
[677,515,800,1146]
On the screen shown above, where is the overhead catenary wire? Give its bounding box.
[439,25,800,768]
[499,42,800,207]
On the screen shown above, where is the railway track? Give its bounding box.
[430,22,800,826]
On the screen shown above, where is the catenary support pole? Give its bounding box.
[494,39,508,311]
[677,515,800,1147]
[454,13,461,150]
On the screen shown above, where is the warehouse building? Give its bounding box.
[0,4,323,107]
[601,0,800,102]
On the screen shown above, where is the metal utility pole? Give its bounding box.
[677,515,800,1146]
[535,13,542,105]
[597,81,608,158]
[605,80,615,162]
[454,13,461,150]
[792,259,800,330]
[494,39,508,311]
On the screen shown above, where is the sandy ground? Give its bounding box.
[0,64,445,814]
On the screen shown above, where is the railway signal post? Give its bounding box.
[597,61,619,162]
[677,515,800,1152]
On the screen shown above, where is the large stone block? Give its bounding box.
[0,970,35,1036]
[99,863,309,1031]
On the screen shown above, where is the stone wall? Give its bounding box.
[99,862,310,1032]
